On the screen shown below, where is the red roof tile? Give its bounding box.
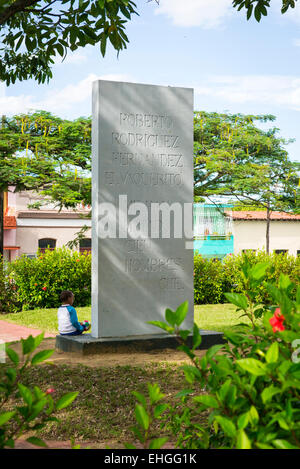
[225,210,300,221]
[4,215,17,229]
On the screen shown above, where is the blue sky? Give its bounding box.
[1,0,300,161]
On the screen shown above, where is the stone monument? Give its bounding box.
[56,80,225,353]
[91,80,194,338]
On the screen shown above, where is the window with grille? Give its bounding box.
[79,238,91,253]
[38,238,56,253]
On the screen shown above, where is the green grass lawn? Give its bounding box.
[195,303,252,333]
[1,303,249,334]
[1,306,91,334]
[0,361,204,446]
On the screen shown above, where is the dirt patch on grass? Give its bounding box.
[8,337,206,367]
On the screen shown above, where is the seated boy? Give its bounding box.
[58,290,90,336]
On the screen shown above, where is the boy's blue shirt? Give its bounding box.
[63,305,84,332]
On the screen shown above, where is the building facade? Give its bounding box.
[193,204,234,259]
[3,192,300,260]
[3,188,91,261]
[229,211,300,257]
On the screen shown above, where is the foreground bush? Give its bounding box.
[7,248,91,310]
[130,260,300,449]
[194,250,299,304]
[0,334,78,448]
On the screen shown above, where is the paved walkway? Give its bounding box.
[0,320,56,343]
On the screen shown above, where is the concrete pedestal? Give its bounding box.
[55,330,225,355]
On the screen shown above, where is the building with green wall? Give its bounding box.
[194,204,234,259]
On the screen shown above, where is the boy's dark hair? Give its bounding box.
[60,290,74,303]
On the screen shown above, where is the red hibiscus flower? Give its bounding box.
[269,307,285,333]
[45,388,55,395]
[42,286,47,291]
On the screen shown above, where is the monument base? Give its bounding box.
[55,331,225,355]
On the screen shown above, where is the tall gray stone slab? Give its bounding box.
[92,80,194,338]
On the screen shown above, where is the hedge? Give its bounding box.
[0,248,299,312]
[194,250,300,304]
[4,247,91,311]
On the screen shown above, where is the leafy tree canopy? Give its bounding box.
[1,110,299,216]
[0,110,91,209]
[0,0,137,85]
[232,0,298,22]
[194,111,299,214]
[1,1,298,85]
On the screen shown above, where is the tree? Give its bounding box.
[2,1,297,86]
[150,0,298,22]
[0,111,92,255]
[2,110,298,257]
[0,0,138,85]
[193,111,299,253]
[232,0,298,22]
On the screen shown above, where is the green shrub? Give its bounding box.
[0,333,78,448]
[4,248,299,311]
[194,255,227,304]
[7,248,91,310]
[194,250,300,305]
[130,262,300,449]
[0,258,20,313]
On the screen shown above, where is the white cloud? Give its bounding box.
[0,73,135,117]
[194,75,300,111]
[3,73,300,120]
[155,0,232,28]
[293,38,300,47]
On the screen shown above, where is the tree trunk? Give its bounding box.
[266,204,270,254]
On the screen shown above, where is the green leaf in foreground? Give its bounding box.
[215,416,236,438]
[31,349,54,365]
[135,404,150,431]
[193,394,219,409]
[236,429,252,449]
[165,308,176,326]
[18,383,33,407]
[5,347,19,365]
[0,411,16,426]
[236,358,267,376]
[21,335,36,355]
[26,437,48,448]
[265,342,279,364]
[33,333,45,349]
[273,439,298,449]
[147,321,174,333]
[224,293,248,311]
[174,301,189,326]
[192,323,202,350]
[261,385,281,404]
[149,437,168,449]
[55,392,78,411]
